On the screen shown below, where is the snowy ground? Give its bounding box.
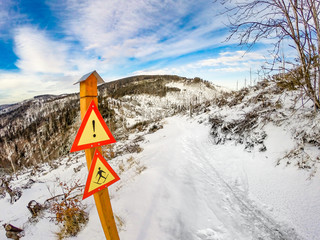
[1,115,320,239]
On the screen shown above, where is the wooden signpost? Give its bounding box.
[71,70,120,240]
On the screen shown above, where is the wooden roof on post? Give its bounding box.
[73,70,105,85]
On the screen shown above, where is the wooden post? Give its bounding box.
[79,73,120,240]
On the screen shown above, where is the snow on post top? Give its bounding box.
[73,70,105,85]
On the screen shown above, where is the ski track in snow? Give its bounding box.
[116,117,302,240]
[1,116,313,239]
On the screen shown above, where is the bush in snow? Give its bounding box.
[50,181,88,239]
[209,110,267,152]
[0,177,22,203]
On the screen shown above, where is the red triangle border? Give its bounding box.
[70,100,116,152]
[83,149,120,200]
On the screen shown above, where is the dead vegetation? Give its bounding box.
[50,180,88,239]
[277,145,320,180]
[110,78,181,99]
[0,177,22,203]
[209,110,267,152]
[209,78,320,177]
[116,155,147,192]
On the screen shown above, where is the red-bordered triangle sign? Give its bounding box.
[83,149,120,200]
[70,100,116,152]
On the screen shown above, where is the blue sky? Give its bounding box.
[0,0,271,104]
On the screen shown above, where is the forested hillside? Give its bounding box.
[0,75,217,172]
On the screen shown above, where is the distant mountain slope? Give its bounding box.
[0,93,79,169]
[0,75,220,171]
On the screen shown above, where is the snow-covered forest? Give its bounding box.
[0,75,320,239]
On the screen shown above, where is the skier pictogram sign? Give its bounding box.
[70,100,116,152]
[83,149,120,200]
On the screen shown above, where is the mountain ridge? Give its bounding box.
[1,74,320,239]
[0,75,218,171]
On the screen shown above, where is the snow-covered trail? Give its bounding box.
[114,117,301,240]
[1,115,313,239]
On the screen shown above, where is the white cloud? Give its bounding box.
[13,27,69,73]
[63,0,164,55]
[0,0,277,104]
[1,25,103,104]
[12,26,113,75]
[0,1,24,39]
[0,70,79,104]
[196,51,265,67]
[135,50,266,75]
[0,4,8,31]
[133,49,266,89]
[58,0,228,61]
[134,68,181,76]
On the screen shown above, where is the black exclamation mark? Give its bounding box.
[92,120,96,138]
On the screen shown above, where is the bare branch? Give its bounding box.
[218,0,320,109]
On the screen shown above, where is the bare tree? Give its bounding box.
[4,139,17,179]
[219,0,320,109]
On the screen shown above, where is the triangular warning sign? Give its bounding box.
[70,100,116,152]
[83,149,120,200]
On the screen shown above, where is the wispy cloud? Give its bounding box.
[14,27,69,73]
[54,0,228,62]
[136,50,266,73]
[0,70,79,104]
[0,1,21,39]
[0,0,275,104]
[134,49,267,88]
[195,51,266,67]
[0,3,8,31]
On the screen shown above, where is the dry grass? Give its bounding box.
[51,181,88,239]
[103,144,116,160]
[115,215,126,231]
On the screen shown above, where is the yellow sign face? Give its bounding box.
[83,149,120,199]
[88,158,115,192]
[70,100,116,152]
[78,110,110,146]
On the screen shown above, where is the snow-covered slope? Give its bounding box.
[1,77,320,239]
[1,114,320,239]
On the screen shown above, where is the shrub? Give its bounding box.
[51,181,88,239]
[193,77,202,83]
[103,144,116,160]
